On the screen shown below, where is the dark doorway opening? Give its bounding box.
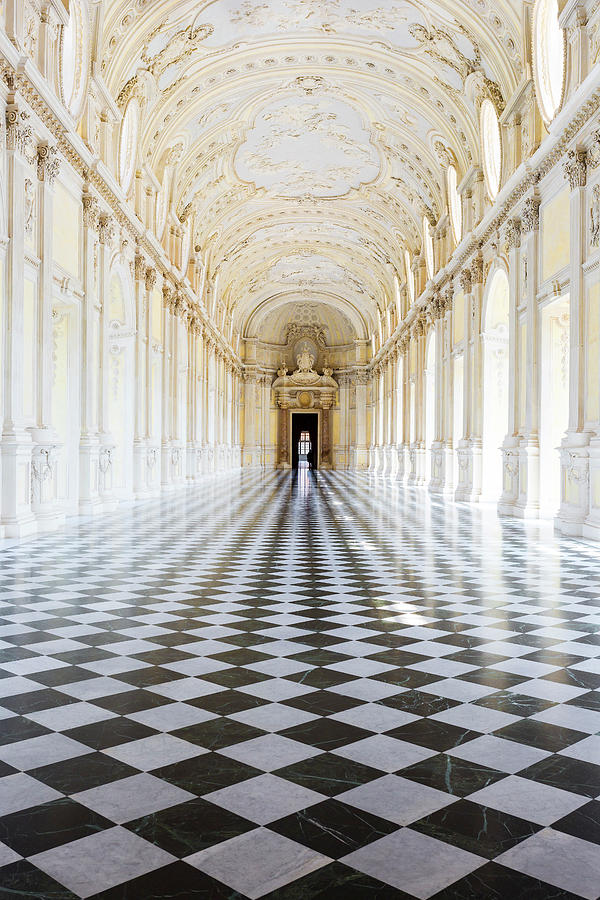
[291,413,318,469]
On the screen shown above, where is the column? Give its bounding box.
[78,191,102,515]
[516,195,541,517]
[470,255,485,501]
[429,298,445,493]
[133,252,149,498]
[161,284,174,489]
[1,101,37,536]
[243,369,258,467]
[321,403,332,469]
[559,150,591,535]
[145,266,159,495]
[96,215,118,508]
[499,218,521,514]
[353,370,369,469]
[32,143,64,529]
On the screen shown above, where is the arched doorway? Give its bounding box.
[481,268,509,501]
[292,413,318,469]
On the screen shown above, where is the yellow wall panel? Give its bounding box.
[269,409,278,446]
[587,281,600,425]
[519,320,527,429]
[53,184,80,276]
[542,187,570,282]
[23,279,35,419]
[453,292,465,346]
[152,289,162,343]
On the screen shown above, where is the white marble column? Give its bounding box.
[558,150,591,535]
[499,218,521,514]
[1,102,36,536]
[516,196,541,518]
[32,143,64,530]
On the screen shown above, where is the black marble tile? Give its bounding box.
[380,690,460,717]
[474,690,555,717]
[0,798,113,856]
[31,751,138,793]
[126,797,255,857]
[274,751,381,796]
[519,753,600,798]
[552,799,600,845]
[171,717,266,750]
[402,752,507,796]
[431,860,582,899]
[387,719,479,752]
[270,798,398,858]
[494,718,588,752]
[0,860,80,900]
[88,861,245,899]
[411,799,542,859]
[64,716,158,750]
[261,860,412,899]
[285,668,357,689]
[280,717,371,751]
[283,690,364,716]
[154,753,261,794]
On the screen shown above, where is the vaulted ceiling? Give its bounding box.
[100,0,523,348]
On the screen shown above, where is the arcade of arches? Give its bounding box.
[0,1,598,539]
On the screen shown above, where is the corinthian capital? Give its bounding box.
[82,193,99,230]
[564,148,587,190]
[37,143,61,185]
[6,104,32,156]
[98,215,117,246]
[505,217,521,250]
[521,197,541,233]
[145,267,157,292]
[459,268,472,294]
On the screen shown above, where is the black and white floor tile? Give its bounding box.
[0,468,600,898]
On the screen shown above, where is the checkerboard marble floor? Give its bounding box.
[1,468,600,898]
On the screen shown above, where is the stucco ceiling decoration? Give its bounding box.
[234,93,381,198]
[102,0,523,349]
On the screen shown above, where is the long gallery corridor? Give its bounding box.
[0,472,599,898]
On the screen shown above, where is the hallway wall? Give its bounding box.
[0,0,599,539]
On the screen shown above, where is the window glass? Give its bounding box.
[480,99,502,201]
[119,99,140,195]
[447,165,462,244]
[533,0,565,125]
[423,216,434,280]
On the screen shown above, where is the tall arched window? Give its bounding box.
[480,99,502,201]
[404,249,414,306]
[155,170,171,242]
[533,0,565,125]
[423,216,434,280]
[447,164,462,244]
[118,98,140,196]
[60,1,89,120]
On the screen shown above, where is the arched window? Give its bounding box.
[447,164,462,244]
[155,169,171,242]
[533,0,565,125]
[480,99,502,201]
[60,1,89,120]
[423,216,434,280]
[118,98,140,195]
[404,249,414,306]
